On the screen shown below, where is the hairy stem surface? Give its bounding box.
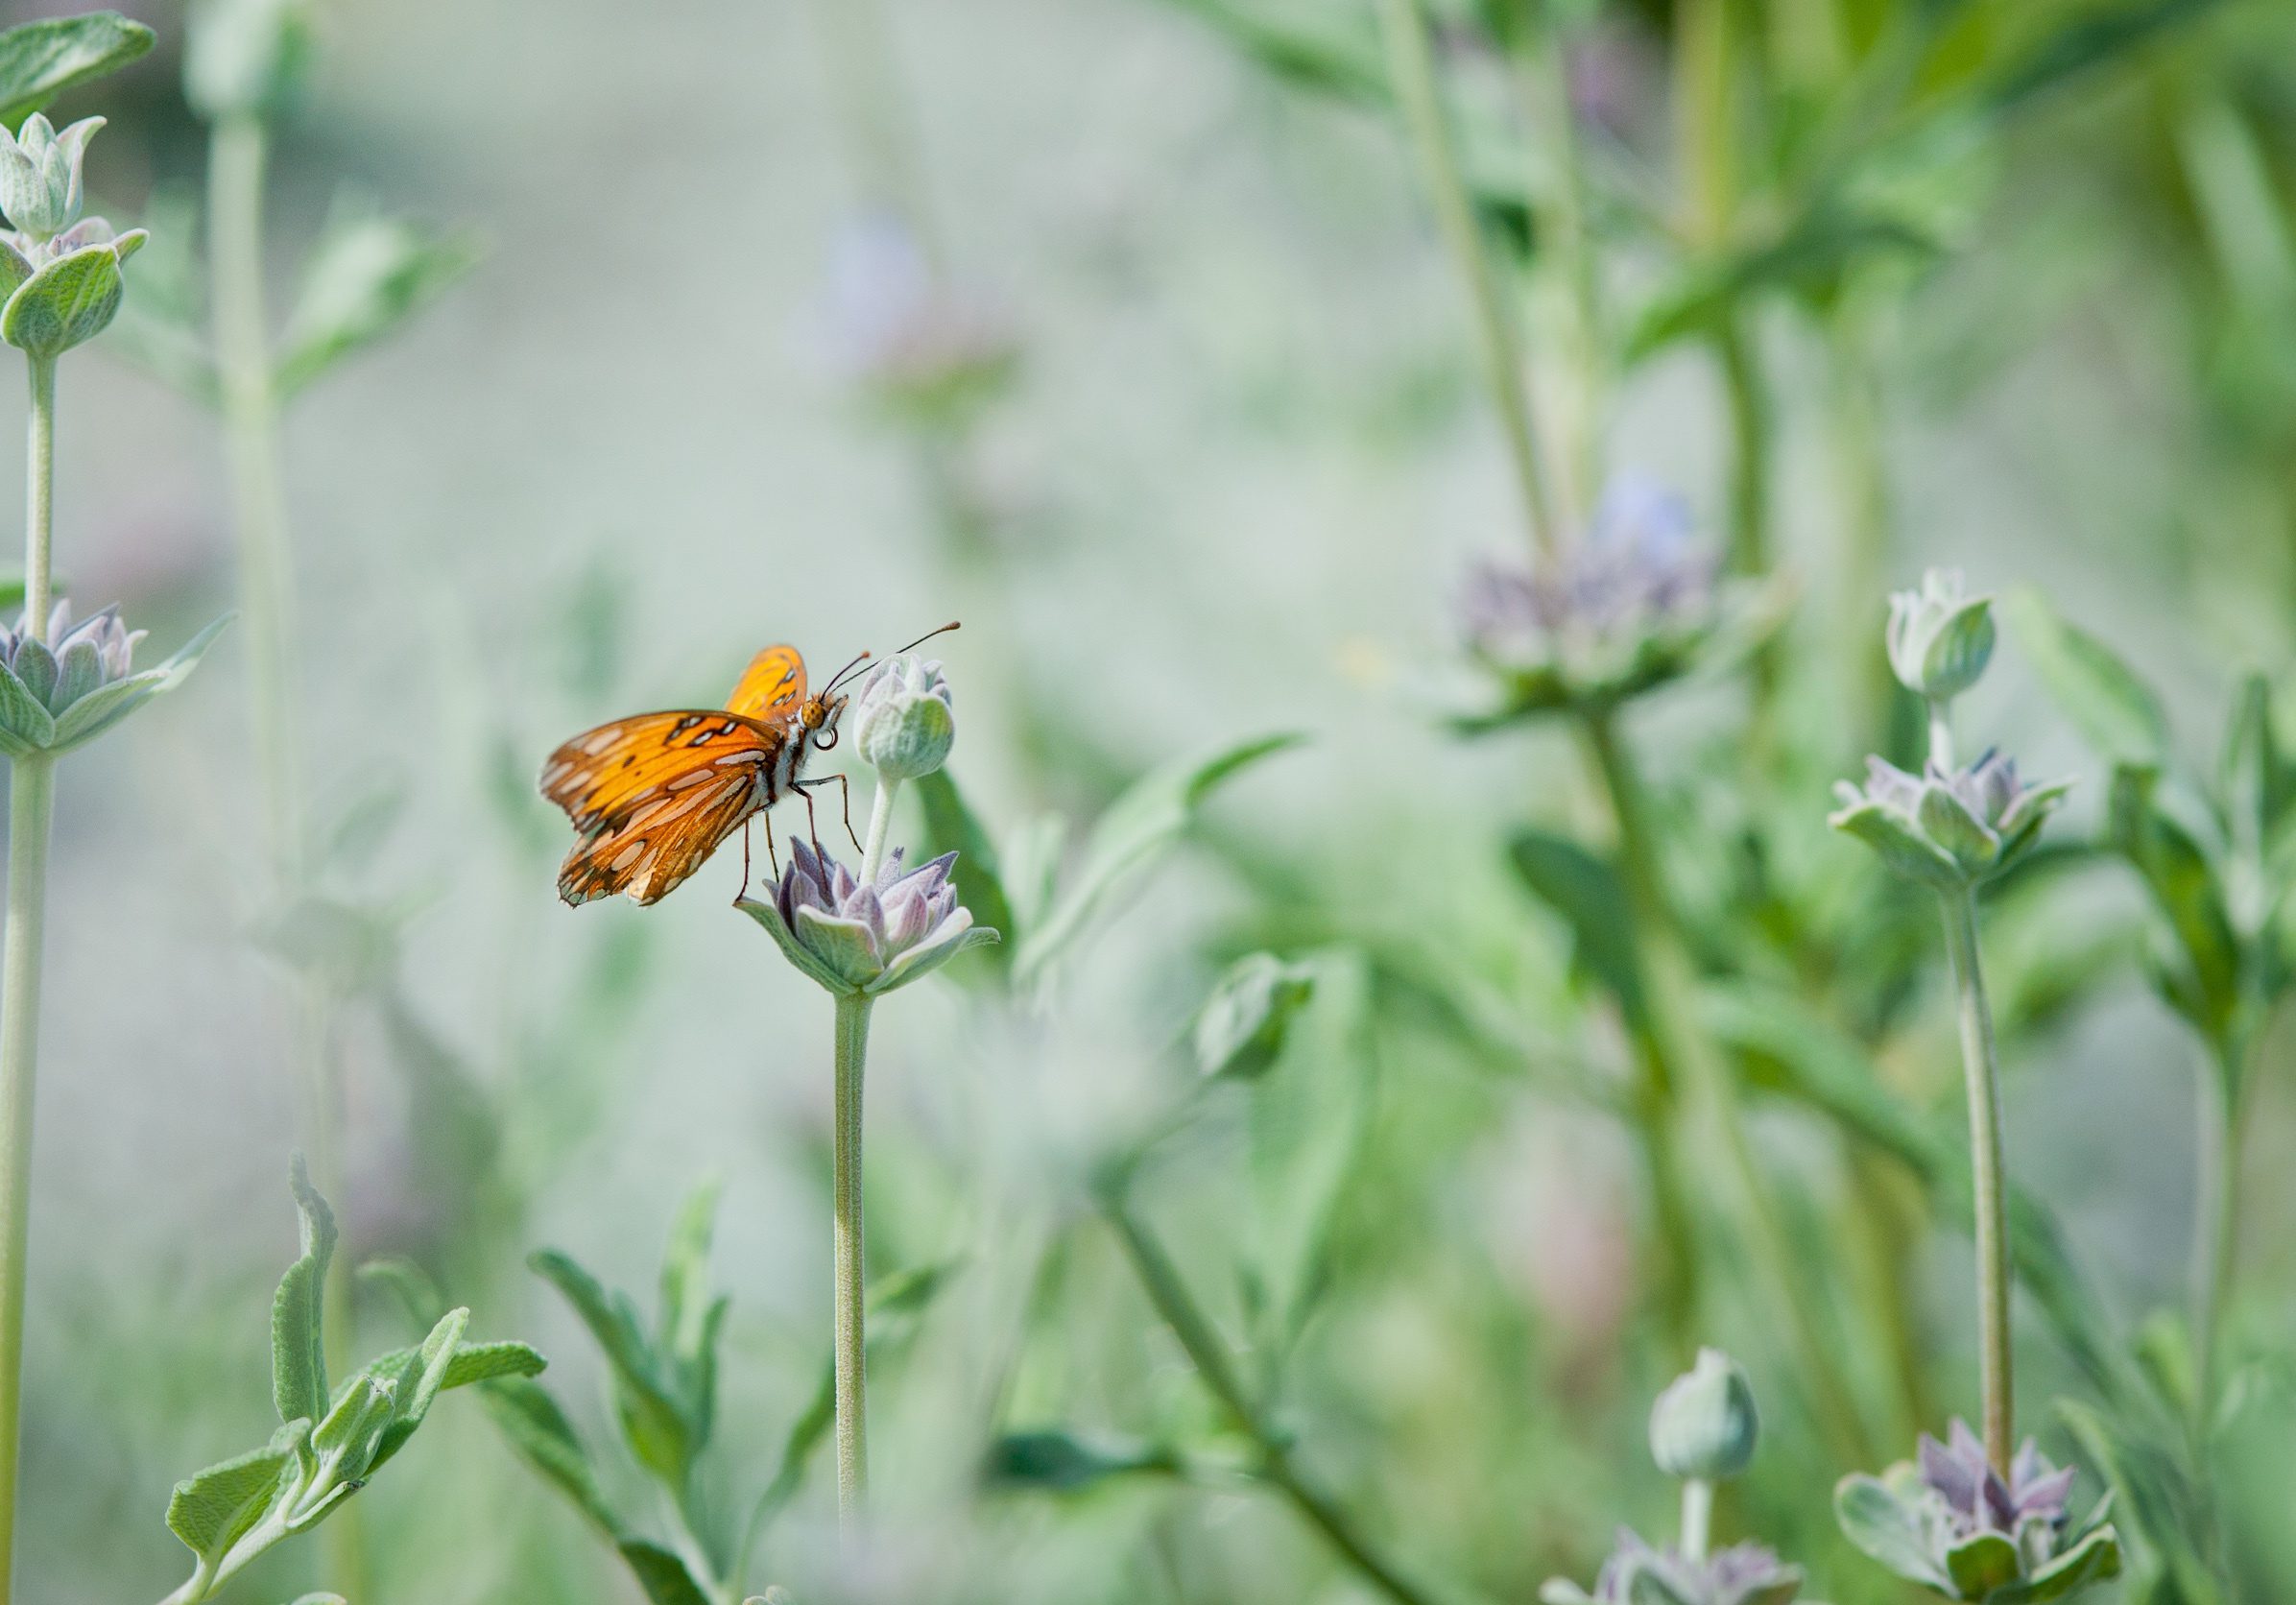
[833,991,874,1524]
[1940,889,2013,1471]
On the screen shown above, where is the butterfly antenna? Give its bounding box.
[824,622,961,695]
[823,650,873,694]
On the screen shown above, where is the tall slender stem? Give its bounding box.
[1515,3,1603,514]
[1939,890,2013,1472]
[2188,1034,2244,1449]
[1583,706,1872,1468]
[208,113,303,890]
[0,346,62,1602]
[858,776,899,887]
[1378,0,1557,556]
[1103,1196,1453,1605]
[832,991,873,1525]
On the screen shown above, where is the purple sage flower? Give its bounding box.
[0,600,227,757]
[740,837,996,996]
[1830,750,2069,890]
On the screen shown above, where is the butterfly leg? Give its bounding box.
[762,805,780,879]
[799,783,825,863]
[796,774,863,855]
[739,819,752,900]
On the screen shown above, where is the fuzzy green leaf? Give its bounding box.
[1946,1530,2023,1595]
[2107,764,2242,1052]
[2002,587,2167,765]
[275,203,476,395]
[48,611,231,749]
[477,1375,623,1537]
[272,1157,338,1430]
[1834,1473,1952,1591]
[1509,829,1647,1023]
[1193,952,1316,1081]
[0,657,55,754]
[165,1432,295,1564]
[0,12,155,128]
[529,1249,691,1488]
[440,1339,547,1390]
[913,767,1017,965]
[362,1307,467,1474]
[1994,1523,2122,1603]
[1015,732,1303,984]
[2,242,126,359]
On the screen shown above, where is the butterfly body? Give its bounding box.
[540,644,849,907]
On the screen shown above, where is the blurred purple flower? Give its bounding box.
[1543,1528,1802,1605]
[1920,1421,2078,1538]
[1459,476,1750,717]
[816,212,1017,419]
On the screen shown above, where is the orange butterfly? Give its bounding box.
[538,626,956,907]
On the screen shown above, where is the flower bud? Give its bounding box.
[853,655,955,782]
[1649,1348,1758,1482]
[1886,569,1996,705]
[0,115,102,242]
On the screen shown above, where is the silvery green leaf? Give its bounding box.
[440,1338,547,1390]
[1993,1524,2120,1603]
[914,767,1017,965]
[795,903,884,988]
[10,637,54,706]
[2001,587,2166,765]
[1015,731,1303,985]
[1946,1530,2023,1596]
[735,896,856,995]
[1510,828,1647,1022]
[1539,1584,1600,1605]
[0,239,28,299]
[48,611,230,749]
[1835,1473,1953,1591]
[1193,952,1316,1081]
[361,1307,466,1475]
[1625,1564,1698,1605]
[2,239,124,357]
[865,915,996,994]
[658,1177,722,1380]
[0,12,155,127]
[0,656,55,754]
[275,203,476,395]
[529,1249,692,1487]
[288,1595,348,1604]
[1920,780,2000,870]
[45,635,97,712]
[165,1433,295,1566]
[1831,797,1963,888]
[272,1157,338,1433]
[477,1374,624,1536]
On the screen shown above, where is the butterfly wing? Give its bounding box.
[726,645,807,723]
[539,710,787,905]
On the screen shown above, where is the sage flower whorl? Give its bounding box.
[742,838,994,997]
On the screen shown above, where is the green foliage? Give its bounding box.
[0,12,154,129]
[158,1164,545,1604]
[1191,951,1317,1080]
[1013,731,1304,986]
[275,201,477,395]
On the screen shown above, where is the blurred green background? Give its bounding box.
[4,0,2294,1599]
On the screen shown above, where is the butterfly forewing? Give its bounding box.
[725,644,807,723]
[539,709,788,905]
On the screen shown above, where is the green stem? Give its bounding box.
[1515,3,1603,513]
[0,755,51,1604]
[1582,706,1873,1468]
[1377,0,1557,556]
[2189,1033,2245,1448]
[208,113,303,891]
[1939,889,2013,1473]
[1101,1196,1455,1605]
[832,991,873,1525]
[1716,322,1771,583]
[858,776,900,886]
[1673,0,1734,247]
[1926,702,1954,772]
[1679,1476,1713,1563]
[0,347,61,1603]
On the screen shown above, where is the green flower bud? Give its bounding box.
[1887,569,1996,705]
[1649,1348,1758,1482]
[0,115,100,243]
[853,655,955,781]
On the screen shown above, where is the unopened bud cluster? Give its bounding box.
[0,115,146,358]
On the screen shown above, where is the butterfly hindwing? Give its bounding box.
[539,709,787,905]
[726,645,807,724]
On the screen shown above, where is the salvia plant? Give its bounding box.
[0,14,229,1596]
[1829,570,2119,1602]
